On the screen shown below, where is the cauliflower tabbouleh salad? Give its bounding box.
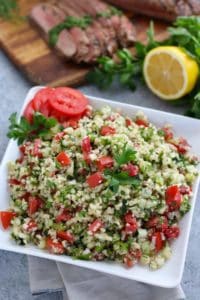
[1,87,199,270]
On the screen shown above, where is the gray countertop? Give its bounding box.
[0,49,199,300]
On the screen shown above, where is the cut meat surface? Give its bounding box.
[30,3,77,58]
[105,0,200,21]
[30,0,136,63]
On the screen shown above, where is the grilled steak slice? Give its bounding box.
[105,0,200,21]
[30,3,76,58]
[81,0,135,47]
[52,0,91,61]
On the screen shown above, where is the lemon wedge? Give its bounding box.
[143,46,199,100]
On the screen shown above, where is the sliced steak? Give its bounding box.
[105,0,200,21]
[50,0,91,60]
[30,3,76,58]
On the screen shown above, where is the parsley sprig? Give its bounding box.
[114,144,137,165]
[7,112,59,145]
[104,169,140,193]
[104,144,139,192]
[49,15,93,46]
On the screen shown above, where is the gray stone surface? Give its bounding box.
[0,49,199,300]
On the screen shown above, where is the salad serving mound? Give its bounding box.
[1,87,199,270]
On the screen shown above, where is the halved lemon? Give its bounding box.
[143,46,199,100]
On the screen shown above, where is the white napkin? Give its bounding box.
[28,256,185,300]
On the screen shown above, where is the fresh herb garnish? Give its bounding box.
[87,16,200,120]
[96,6,122,18]
[104,169,140,192]
[0,0,18,20]
[49,15,93,46]
[7,112,59,144]
[87,49,142,90]
[114,144,137,165]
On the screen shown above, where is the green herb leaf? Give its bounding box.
[49,15,92,46]
[7,112,59,144]
[114,144,137,165]
[96,6,122,18]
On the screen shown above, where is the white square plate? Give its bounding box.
[0,86,200,288]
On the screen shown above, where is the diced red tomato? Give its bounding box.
[57,231,74,244]
[53,132,65,141]
[179,185,191,195]
[130,248,142,261]
[88,219,103,233]
[124,212,137,225]
[125,118,132,127]
[28,196,41,215]
[82,137,92,164]
[135,118,149,127]
[0,211,16,230]
[82,136,91,153]
[123,164,139,177]
[146,216,168,232]
[164,226,180,239]
[87,172,103,188]
[165,185,182,211]
[176,138,190,154]
[49,87,88,117]
[162,127,173,141]
[56,152,71,166]
[26,220,38,232]
[8,179,21,185]
[124,212,138,234]
[107,115,116,121]
[23,100,35,123]
[100,126,116,136]
[56,210,72,223]
[124,255,134,268]
[97,156,114,171]
[125,222,138,234]
[46,237,64,254]
[151,231,164,252]
[32,139,43,158]
[19,144,26,155]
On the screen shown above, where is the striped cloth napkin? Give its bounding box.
[28,256,185,300]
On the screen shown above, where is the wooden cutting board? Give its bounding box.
[0,0,169,87]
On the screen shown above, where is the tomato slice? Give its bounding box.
[57,231,74,244]
[100,126,116,136]
[88,219,103,233]
[0,211,16,230]
[97,156,114,171]
[152,232,164,252]
[124,222,138,234]
[46,237,64,254]
[49,87,88,117]
[87,172,103,188]
[23,100,35,123]
[165,185,182,211]
[56,152,71,166]
[32,87,55,117]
